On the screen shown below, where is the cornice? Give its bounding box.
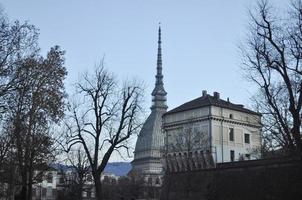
[163,115,261,129]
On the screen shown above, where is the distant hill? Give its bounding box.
[51,162,132,177]
[104,162,131,177]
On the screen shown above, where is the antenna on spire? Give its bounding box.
[158,23,161,44]
[151,24,167,110]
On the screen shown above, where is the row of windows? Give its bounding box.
[228,128,250,144]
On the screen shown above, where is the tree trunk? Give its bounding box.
[291,115,302,155]
[94,173,102,200]
[15,169,27,200]
[27,169,33,200]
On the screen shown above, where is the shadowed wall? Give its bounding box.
[160,157,302,200]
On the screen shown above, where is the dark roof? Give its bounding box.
[165,94,261,116]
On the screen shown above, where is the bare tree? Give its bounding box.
[165,122,212,172]
[68,148,90,200]
[56,148,90,200]
[163,122,213,200]
[242,0,302,155]
[66,63,143,200]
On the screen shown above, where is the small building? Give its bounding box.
[162,91,261,172]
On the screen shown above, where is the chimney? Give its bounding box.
[213,92,220,99]
[202,90,207,97]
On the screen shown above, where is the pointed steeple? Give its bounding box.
[151,24,167,110]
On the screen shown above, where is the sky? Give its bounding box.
[1,0,287,161]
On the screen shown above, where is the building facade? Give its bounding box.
[131,26,167,186]
[162,91,261,172]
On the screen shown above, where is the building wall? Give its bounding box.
[211,106,261,163]
[164,107,210,124]
[163,105,261,167]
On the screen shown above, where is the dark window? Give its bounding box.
[47,173,53,183]
[229,128,234,141]
[59,177,64,184]
[229,114,233,119]
[32,188,36,197]
[87,189,91,198]
[155,178,160,185]
[42,188,47,197]
[230,150,235,162]
[86,174,92,181]
[47,187,52,197]
[244,134,250,144]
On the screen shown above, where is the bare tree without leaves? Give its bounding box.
[66,63,143,200]
[163,122,212,199]
[57,148,90,200]
[241,0,302,155]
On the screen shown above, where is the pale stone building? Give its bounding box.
[163,91,261,172]
[130,26,167,185]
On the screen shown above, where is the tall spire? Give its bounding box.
[151,24,167,110]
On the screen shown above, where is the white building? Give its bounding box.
[31,167,96,200]
[162,91,261,172]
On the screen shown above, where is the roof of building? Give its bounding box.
[165,92,261,116]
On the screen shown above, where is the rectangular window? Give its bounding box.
[229,128,234,141]
[83,191,87,197]
[59,177,64,184]
[32,188,36,197]
[244,133,250,144]
[47,187,52,197]
[42,188,47,197]
[230,150,235,162]
[47,173,53,183]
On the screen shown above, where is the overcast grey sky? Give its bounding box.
[0,0,287,161]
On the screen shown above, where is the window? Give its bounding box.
[47,173,53,183]
[148,177,152,184]
[155,177,160,185]
[244,133,250,144]
[59,177,64,184]
[87,189,91,198]
[42,188,47,197]
[229,128,234,141]
[230,150,235,162]
[32,188,36,197]
[46,187,52,197]
[86,174,92,181]
[229,114,233,119]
